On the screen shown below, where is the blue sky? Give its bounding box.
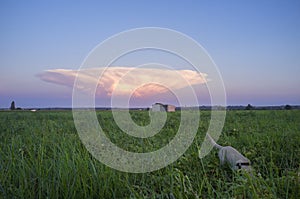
[0,0,299,108]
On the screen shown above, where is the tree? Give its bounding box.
[10,101,16,110]
[245,104,253,110]
[285,104,292,110]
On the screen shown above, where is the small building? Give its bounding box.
[152,103,176,112]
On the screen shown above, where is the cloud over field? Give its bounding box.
[37,67,208,98]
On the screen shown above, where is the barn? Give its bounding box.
[152,103,176,112]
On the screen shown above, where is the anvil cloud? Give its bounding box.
[37,67,208,99]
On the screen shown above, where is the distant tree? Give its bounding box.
[285,104,292,110]
[245,104,253,110]
[10,101,16,110]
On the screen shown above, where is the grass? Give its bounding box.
[0,110,299,198]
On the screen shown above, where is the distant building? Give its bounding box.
[152,103,176,112]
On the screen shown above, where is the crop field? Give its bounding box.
[0,110,299,198]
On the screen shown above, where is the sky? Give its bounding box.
[0,0,299,108]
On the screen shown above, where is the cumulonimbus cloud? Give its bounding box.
[37,67,208,98]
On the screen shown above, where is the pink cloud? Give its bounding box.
[37,67,208,99]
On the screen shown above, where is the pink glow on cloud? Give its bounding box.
[38,67,208,100]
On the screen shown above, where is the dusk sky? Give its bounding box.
[1,0,299,108]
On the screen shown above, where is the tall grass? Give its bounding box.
[0,110,299,198]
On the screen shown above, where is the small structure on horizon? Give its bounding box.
[152,103,176,112]
[10,101,16,110]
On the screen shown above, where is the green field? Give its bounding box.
[0,110,299,198]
